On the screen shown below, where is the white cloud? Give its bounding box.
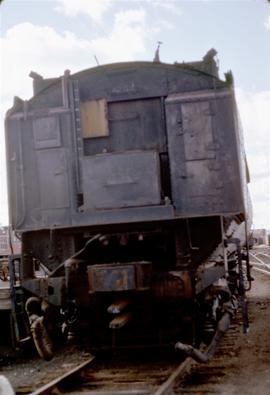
[146,0,183,16]
[1,24,95,108]
[90,8,148,61]
[264,15,270,30]
[157,18,175,31]
[55,0,112,22]
[0,12,154,224]
[236,89,270,229]
[1,10,150,101]
[236,90,270,155]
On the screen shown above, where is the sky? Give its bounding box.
[0,0,269,230]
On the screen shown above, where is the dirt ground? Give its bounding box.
[176,269,270,395]
[0,343,92,393]
[216,269,270,395]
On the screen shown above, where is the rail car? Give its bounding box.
[5,49,252,360]
[0,226,20,303]
[0,227,21,349]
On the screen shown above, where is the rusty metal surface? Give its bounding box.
[165,89,245,216]
[88,264,136,293]
[109,312,133,329]
[88,262,152,293]
[22,276,66,305]
[80,99,109,138]
[82,151,161,211]
[152,270,193,300]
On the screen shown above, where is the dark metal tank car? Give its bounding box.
[5,49,252,359]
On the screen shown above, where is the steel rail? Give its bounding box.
[249,254,268,266]
[250,247,270,275]
[28,355,192,395]
[252,266,270,276]
[152,357,192,395]
[63,357,192,395]
[250,261,270,271]
[257,252,270,258]
[29,355,95,395]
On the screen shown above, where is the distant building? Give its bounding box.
[0,226,21,257]
[0,227,21,311]
[252,229,269,246]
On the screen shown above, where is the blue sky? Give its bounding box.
[0,0,270,229]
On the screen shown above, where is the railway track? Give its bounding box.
[24,310,247,394]
[25,309,247,395]
[27,351,191,395]
[29,356,95,395]
[8,347,94,394]
[249,245,270,275]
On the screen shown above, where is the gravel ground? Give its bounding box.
[175,269,270,394]
[0,344,92,393]
[216,269,270,395]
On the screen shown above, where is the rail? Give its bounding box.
[153,357,192,395]
[249,246,270,275]
[26,353,193,395]
[29,355,95,395]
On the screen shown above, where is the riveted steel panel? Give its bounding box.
[37,149,70,209]
[165,89,244,215]
[182,101,215,161]
[82,151,161,210]
[33,116,61,149]
[83,98,166,156]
